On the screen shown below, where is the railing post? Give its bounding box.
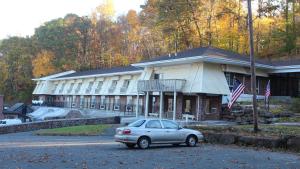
[136,93,139,118]
[173,82,177,121]
[159,91,163,119]
[173,91,176,121]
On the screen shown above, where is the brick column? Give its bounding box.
[196,94,205,121]
[176,93,183,119]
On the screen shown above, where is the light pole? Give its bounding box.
[246,0,259,132]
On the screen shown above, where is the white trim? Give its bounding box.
[32,70,76,81]
[132,55,273,69]
[50,70,143,81]
[269,68,300,73]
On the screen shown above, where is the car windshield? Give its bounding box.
[128,120,146,127]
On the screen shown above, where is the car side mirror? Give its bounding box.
[178,126,183,130]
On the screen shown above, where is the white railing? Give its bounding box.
[137,79,186,92]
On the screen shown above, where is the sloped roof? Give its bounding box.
[137,46,300,67]
[56,66,143,79]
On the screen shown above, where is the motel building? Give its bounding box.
[32,47,300,121]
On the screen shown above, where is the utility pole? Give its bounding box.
[247,0,259,132]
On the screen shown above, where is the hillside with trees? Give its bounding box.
[0,0,299,103]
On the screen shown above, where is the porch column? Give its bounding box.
[136,94,139,118]
[145,91,149,118]
[173,91,177,121]
[159,91,163,119]
[196,95,200,121]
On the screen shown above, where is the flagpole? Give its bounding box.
[267,96,270,112]
[247,0,259,132]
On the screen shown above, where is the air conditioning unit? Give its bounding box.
[72,103,76,108]
[114,105,120,111]
[91,104,95,109]
[211,107,217,114]
[100,105,106,110]
[126,105,133,112]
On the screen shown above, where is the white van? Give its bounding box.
[0,119,22,126]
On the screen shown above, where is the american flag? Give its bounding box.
[265,80,271,99]
[228,79,245,109]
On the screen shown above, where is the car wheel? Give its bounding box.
[138,137,150,149]
[186,135,197,147]
[125,143,136,149]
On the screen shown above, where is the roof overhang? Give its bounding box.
[269,66,300,73]
[132,55,300,74]
[50,70,143,81]
[32,70,76,81]
[132,55,273,69]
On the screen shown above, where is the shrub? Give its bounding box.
[290,98,300,114]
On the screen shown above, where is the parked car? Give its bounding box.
[0,119,22,126]
[115,119,203,149]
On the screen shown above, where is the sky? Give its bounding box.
[0,0,145,39]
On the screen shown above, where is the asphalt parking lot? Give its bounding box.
[0,132,299,169]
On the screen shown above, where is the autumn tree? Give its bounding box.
[32,50,57,78]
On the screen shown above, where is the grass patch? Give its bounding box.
[276,117,300,123]
[35,124,111,136]
[194,124,300,137]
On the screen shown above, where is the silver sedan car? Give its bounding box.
[115,119,204,149]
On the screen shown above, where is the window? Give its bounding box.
[100,96,106,104]
[154,73,163,80]
[184,100,191,113]
[204,99,210,114]
[123,80,130,88]
[75,83,82,93]
[127,96,133,105]
[205,98,218,114]
[59,83,66,93]
[128,120,146,127]
[114,96,120,105]
[162,120,178,129]
[109,80,118,92]
[68,83,74,93]
[256,78,260,94]
[52,84,58,93]
[225,72,234,91]
[86,81,94,93]
[121,80,130,93]
[145,120,162,128]
[95,81,103,93]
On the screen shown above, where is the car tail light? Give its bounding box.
[122,129,131,135]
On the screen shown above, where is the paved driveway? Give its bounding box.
[0,132,299,169]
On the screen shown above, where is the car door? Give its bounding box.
[161,120,184,142]
[144,120,165,143]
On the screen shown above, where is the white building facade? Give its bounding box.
[32,47,300,120]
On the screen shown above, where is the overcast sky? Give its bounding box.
[0,0,144,39]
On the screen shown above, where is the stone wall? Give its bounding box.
[203,131,300,152]
[0,116,120,135]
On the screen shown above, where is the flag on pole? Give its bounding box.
[228,79,245,109]
[265,80,271,100]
